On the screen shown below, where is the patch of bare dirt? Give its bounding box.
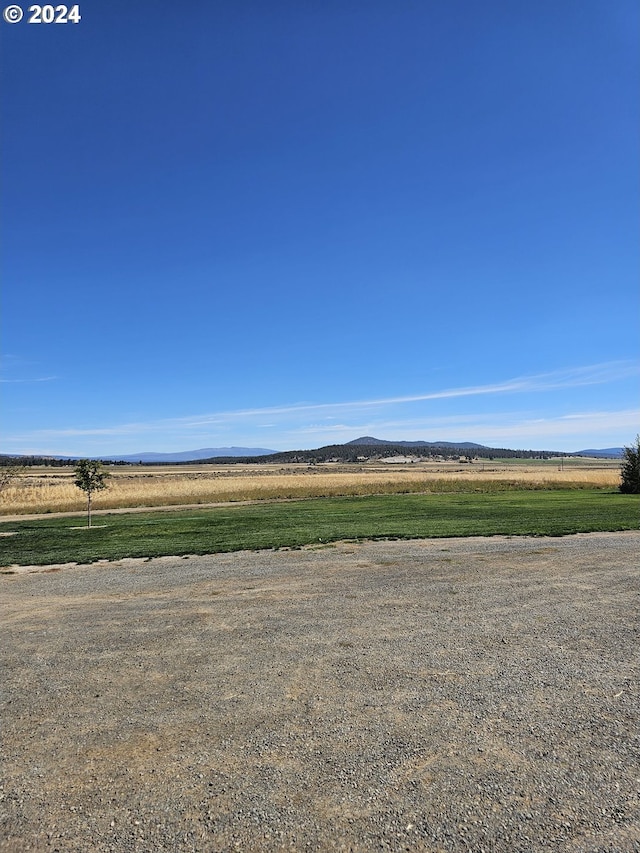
[1,532,639,851]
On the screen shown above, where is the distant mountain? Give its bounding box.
[575,448,623,458]
[345,436,489,450]
[213,440,567,465]
[345,437,626,457]
[105,447,276,463]
[0,447,276,463]
[1,440,626,468]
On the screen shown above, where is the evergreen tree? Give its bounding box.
[619,436,640,494]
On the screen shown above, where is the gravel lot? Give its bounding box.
[2,532,639,852]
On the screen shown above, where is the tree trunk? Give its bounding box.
[87,490,92,529]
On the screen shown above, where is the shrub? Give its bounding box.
[619,435,640,494]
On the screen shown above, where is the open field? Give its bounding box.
[2,532,639,851]
[1,491,637,568]
[0,458,622,516]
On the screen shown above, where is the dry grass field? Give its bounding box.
[0,458,621,516]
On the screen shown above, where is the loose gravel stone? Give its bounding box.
[1,531,639,851]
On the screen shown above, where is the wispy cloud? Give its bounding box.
[0,353,57,383]
[10,423,152,438]
[278,409,640,447]
[4,361,637,453]
[0,376,57,383]
[446,409,640,446]
[160,360,640,427]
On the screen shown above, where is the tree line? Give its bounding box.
[196,444,564,465]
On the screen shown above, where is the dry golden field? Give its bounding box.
[0,458,622,516]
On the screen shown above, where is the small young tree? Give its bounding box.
[74,459,110,527]
[619,435,640,495]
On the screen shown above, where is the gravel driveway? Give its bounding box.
[2,532,639,852]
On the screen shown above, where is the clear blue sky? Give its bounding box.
[2,1,638,455]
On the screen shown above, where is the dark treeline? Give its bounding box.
[195,444,563,465]
[0,456,129,468]
[1,445,568,468]
[0,455,75,467]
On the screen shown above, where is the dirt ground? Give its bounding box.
[1,532,639,852]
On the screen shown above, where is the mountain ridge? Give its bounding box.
[0,447,276,463]
[345,436,489,449]
[575,447,623,458]
[1,440,624,464]
[105,447,276,463]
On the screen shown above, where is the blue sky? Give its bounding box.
[2,1,638,455]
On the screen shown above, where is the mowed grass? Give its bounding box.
[1,490,637,567]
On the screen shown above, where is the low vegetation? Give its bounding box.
[0,460,621,516]
[1,491,637,567]
[619,435,640,494]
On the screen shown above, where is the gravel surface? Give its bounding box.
[2,532,639,852]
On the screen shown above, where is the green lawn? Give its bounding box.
[0,490,637,567]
